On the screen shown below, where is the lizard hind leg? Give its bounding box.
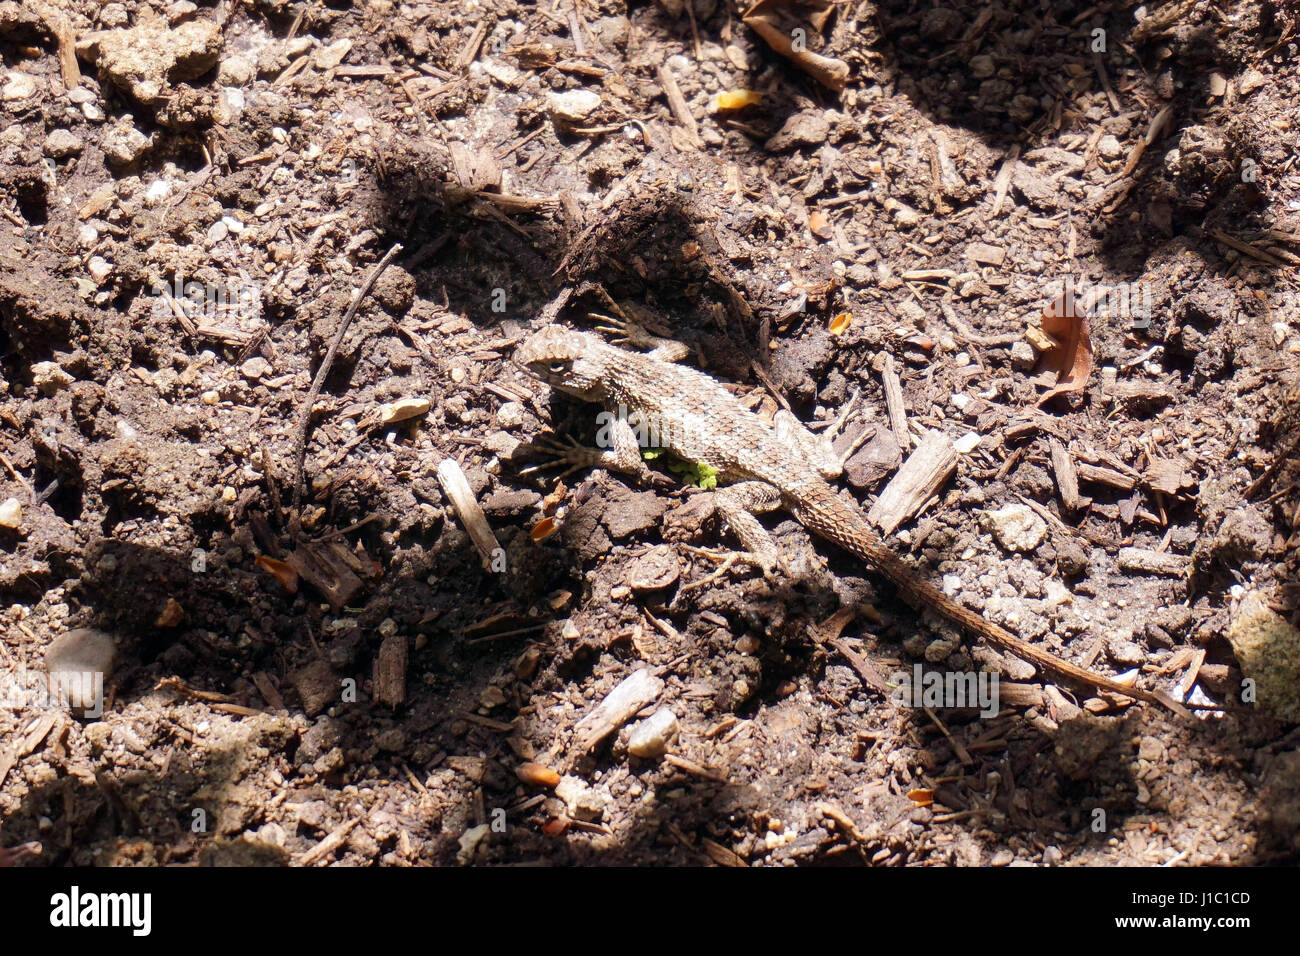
[775,410,844,480]
[679,481,787,591]
[774,388,869,478]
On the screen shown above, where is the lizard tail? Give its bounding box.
[791,483,1187,716]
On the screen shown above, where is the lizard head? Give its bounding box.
[514,326,610,401]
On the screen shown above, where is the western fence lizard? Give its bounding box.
[515,320,1185,715]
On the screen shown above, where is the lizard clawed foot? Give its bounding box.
[678,545,783,592]
[518,435,600,478]
[590,312,654,350]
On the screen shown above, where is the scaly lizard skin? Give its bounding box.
[515,323,1183,713]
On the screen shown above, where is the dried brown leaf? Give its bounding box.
[1034,289,1093,406]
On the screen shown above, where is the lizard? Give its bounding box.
[514,319,1187,716]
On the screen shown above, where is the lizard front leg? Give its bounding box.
[521,409,652,483]
[589,312,691,363]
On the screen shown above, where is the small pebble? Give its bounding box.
[627,708,679,758]
[43,129,84,158]
[45,628,116,714]
[980,503,1047,552]
[1,71,38,101]
[495,401,525,428]
[379,397,430,424]
[88,257,112,284]
[145,179,172,203]
[1107,637,1146,667]
[548,89,601,124]
[30,361,73,395]
[0,497,22,529]
[240,357,270,380]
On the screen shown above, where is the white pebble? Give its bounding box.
[627,708,679,758]
[979,503,1047,553]
[88,256,112,284]
[495,401,525,429]
[0,497,22,529]
[145,179,172,203]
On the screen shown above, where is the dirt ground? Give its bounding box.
[1,0,1299,867]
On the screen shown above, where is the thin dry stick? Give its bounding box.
[291,242,404,514]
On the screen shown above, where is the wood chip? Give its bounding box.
[880,353,910,452]
[656,63,702,149]
[1049,439,1081,511]
[285,541,363,611]
[997,683,1045,708]
[966,242,1006,267]
[296,815,362,866]
[1117,547,1189,576]
[868,429,958,535]
[0,712,59,789]
[1076,461,1138,491]
[574,668,663,752]
[251,672,286,711]
[373,634,407,707]
[436,457,503,570]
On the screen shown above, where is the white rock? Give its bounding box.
[217,54,256,86]
[214,87,246,125]
[46,628,117,678]
[495,401,525,428]
[145,179,172,203]
[88,257,112,284]
[627,708,679,758]
[548,89,601,124]
[953,432,981,454]
[1,71,38,101]
[456,823,490,865]
[0,497,21,529]
[45,628,116,715]
[979,503,1047,553]
[1010,339,1036,370]
[555,775,610,821]
[240,357,270,380]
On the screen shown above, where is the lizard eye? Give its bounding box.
[547,361,568,375]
